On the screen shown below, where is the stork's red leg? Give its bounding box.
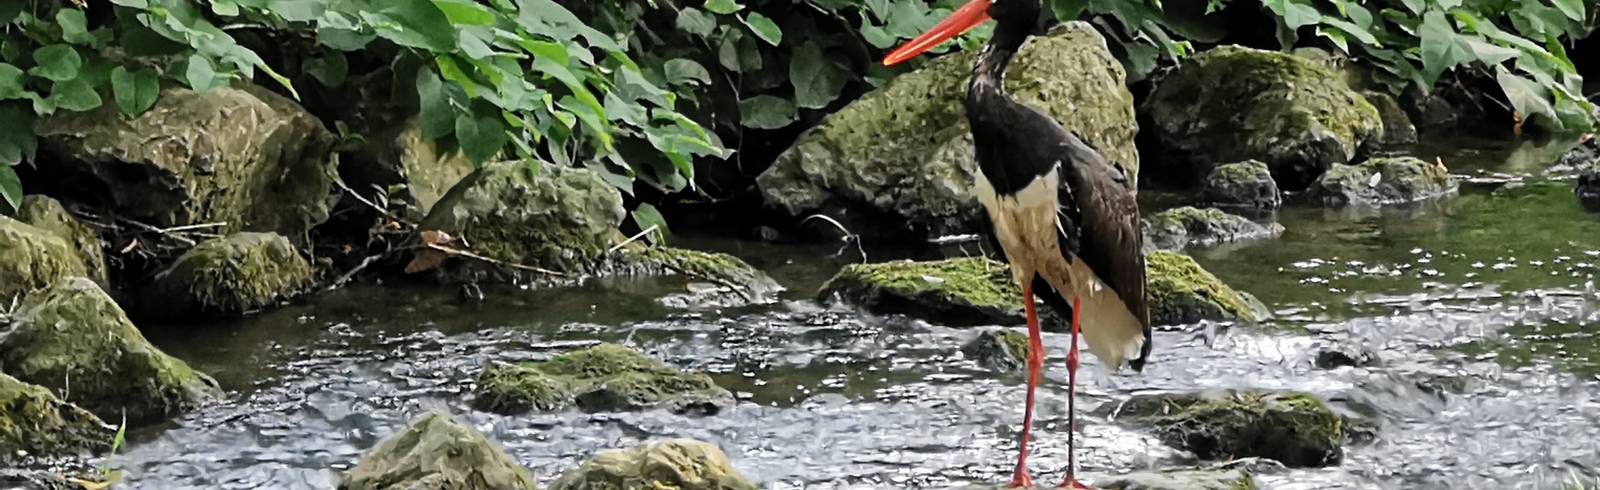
[1009,281,1045,488]
[1059,296,1091,489]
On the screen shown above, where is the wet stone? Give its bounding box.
[16,196,108,287]
[961,329,1031,372]
[1201,160,1281,210]
[340,410,535,490]
[1363,91,1418,147]
[1146,252,1269,326]
[548,438,757,490]
[1118,389,1345,467]
[0,373,112,464]
[1307,156,1459,207]
[1142,207,1283,252]
[473,343,733,415]
[0,215,88,302]
[144,232,313,317]
[819,257,1022,327]
[616,246,786,308]
[1312,343,1382,369]
[1577,161,1600,212]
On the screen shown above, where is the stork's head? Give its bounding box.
[881,0,1042,66]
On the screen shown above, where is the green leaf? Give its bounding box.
[0,104,36,164]
[58,9,96,46]
[790,41,848,109]
[434,0,496,26]
[110,66,159,117]
[742,13,782,46]
[369,1,457,52]
[1262,0,1321,28]
[718,29,743,70]
[416,69,455,139]
[49,78,101,112]
[859,23,894,49]
[739,95,796,129]
[213,0,240,16]
[664,58,711,86]
[1465,38,1519,66]
[0,63,24,100]
[267,0,324,22]
[1319,17,1379,46]
[303,52,348,86]
[318,27,377,50]
[30,45,82,82]
[705,0,743,15]
[1549,0,1585,22]
[455,101,506,164]
[1051,0,1090,21]
[1419,10,1472,87]
[185,54,219,91]
[677,8,716,37]
[1495,66,1558,128]
[0,164,19,212]
[0,2,22,23]
[630,203,670,245]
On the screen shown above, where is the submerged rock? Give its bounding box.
[474,343,732,415]
[962,329,1031,372]
[17,196,107,287]
[1118,389,1344,467]
[1095,468,1258,490]
[340,410,535,490]
[1142,207,1283,252]
[1313,343,1382,369]
[818,257,1021,327]
[1307,156,1458,206]
[1201,161,1281,210]
[0,373,112,463]
[1578,161,1600,212]
[341,115,476,218]
[758,22,1136,238]
[0,216,88,301]
[1363,91,1418,147]
[1146,251,1267,325]
[34,85,337,240]
[1,278,221,423]
[618,246,785,307]
[417,162,624,282]
[145,232,313,316]
[548,439,756,490]
[1144,46,1381,188]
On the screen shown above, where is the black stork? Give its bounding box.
[883,0,1151,488]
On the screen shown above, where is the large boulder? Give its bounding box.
[473,343,733,415]
[143,232,313,316]
[16,196,107,287]
[818,257,1022,327]
[1144,46,1382,189]
[0,373,112,463]
[616,247,785,308]
[1578,160,1600,212]
[1146,251,1268,326]
[757,22,1137,238]
[1362,91,1418,147]
[340,410,535,490]
[1117,389,1345,467]
[417,162,624,282]
[34,85,337,240]
[1307,156,1458,207]
[548,439,756,490]
[1142,207,1282,252]
[0,216,88,301]
[341,115,476,218]
[0,278,222,423]
[1201,161,1280,210]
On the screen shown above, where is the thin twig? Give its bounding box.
[424,243,566,277]
[334,177,414,228]
[325,254,383,291]
[115,217,196,246]
[607,224,659,254]
[156,222,227,233]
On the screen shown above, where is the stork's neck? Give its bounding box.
[963,19,1030,111]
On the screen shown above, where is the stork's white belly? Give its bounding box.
[974,167,1146,369]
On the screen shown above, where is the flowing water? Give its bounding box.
[105,136,1600,489]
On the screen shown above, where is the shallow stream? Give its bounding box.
[112,136,1600,489]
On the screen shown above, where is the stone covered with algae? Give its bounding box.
[473,343,733,415]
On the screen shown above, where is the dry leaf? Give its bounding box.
[421,230,454,246]
[405,230,458,273]
[118,238,139,254]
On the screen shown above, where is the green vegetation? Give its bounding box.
[474,343,732,414]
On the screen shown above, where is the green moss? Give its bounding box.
[0,373,111,462]
[1121,389,1344,467]
[342,410,536,490]
[2,278,222,423]
[17,196,108,287]
[147,232,312,316]
[1310,157,1458,206]
[0,216,89,302]
[548,439,757,490]
[1146,251,1259,325]
[961,329,1032,372]
[473,343,731,415]
[421,162,624,276]
[818,257,1027,326]
[623,247,784,303]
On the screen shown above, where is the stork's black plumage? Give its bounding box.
[885,0,1151,487]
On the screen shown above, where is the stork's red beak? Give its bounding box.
[881,0,992,66]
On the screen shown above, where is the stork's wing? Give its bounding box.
[1057,136,1152,370]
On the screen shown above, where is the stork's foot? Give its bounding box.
[1007,470,1036,488]
[1057,477,1094,489]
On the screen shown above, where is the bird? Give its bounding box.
[883,0,1151,488]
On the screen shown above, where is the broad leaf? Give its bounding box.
[434,0,496,26]
[455,101,507,163]
[110,66,160,117]
[1549,0,1585,22]
[0,63,23,100]
[677,8,716,37]
[416,69,455,139]
[303,52,349,86]
[705,0,743,15]
[267,0,324,22]
[739,95,796,129]
[1495,66,1558,128]
[664,58,711,86]
[0,164,19,212]
[630,203,670,245]
[0,104,35,164]
[742,13,782,46]
[31,45,83,82]
[369,2,457,52]
[1263,0,1321,28]
[185,54,219,91]
[58,9,97,46]
[1419,10,1472,88]
[49,78,101,112]
[790,41,848,109]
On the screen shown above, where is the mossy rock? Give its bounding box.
[419,162,624,281]
[1146,252,1267,326]
[340,115,476,219]
[1362,91,1418,147]
[473,343,733,415]
[1201,161,1281,210]
[818,257,1022,326]
[1,278,222,424]
[1142,207,1283,252]
[617,246,785,307]
[1118,389,1345,467]
[548,439,757,490]
[145,232,313,316]
[341,410,535,490]
[0,216,88,302]
[757,22,1137,238]
[0,373,112,463]
[34,84,337,241]
[16,196,108,287]
[1307,156,1458,207]
[1144,46,1382,189]
[1576,160,1600,212]
[961,329,1031,372]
